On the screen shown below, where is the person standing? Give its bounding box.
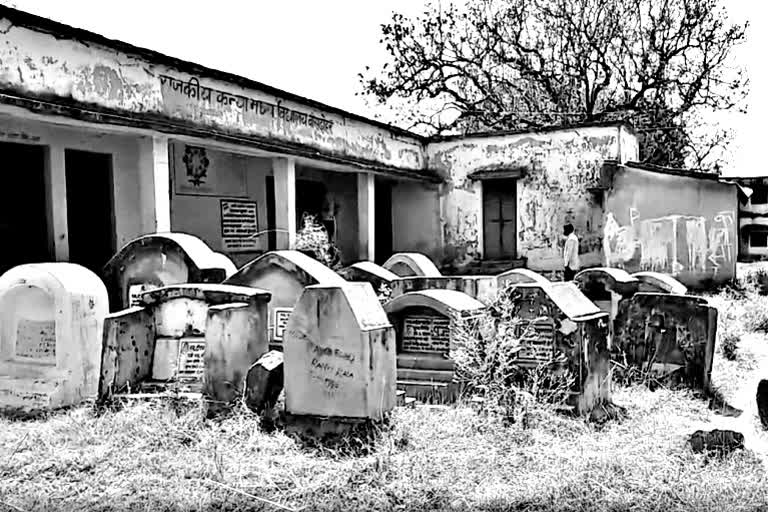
[563,223,580,281]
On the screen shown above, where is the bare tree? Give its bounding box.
[360,0,748,171]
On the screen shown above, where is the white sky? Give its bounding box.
[4,0,764,176]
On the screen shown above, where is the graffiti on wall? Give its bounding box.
[604,208,734,276]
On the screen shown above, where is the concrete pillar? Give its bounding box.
[45,145,69,261]
[138,135,171,233]
[357,172,375,261]
[273,157,296,249]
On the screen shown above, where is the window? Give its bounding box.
[751,187,768,205]
[750,231,768,248]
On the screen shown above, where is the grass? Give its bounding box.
[2,272,768,511]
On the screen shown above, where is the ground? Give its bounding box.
[1,274,768,511]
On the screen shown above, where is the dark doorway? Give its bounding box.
[65,149,115,273]
[0,142,50,274]
[375,178,393,264]
[265,175,276,250]
[482,179,517,259]
[296,179,327,229]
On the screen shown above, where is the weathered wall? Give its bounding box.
[0,16,425,172]
[426,125,636,270]
[391,181,442,263]
[170,141,272,267]
[604,166,738,288]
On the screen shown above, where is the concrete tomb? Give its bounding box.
[99,284,270,409]
[224,250,345,348]
[245,350,284,413]
[0,263,108,412]
[574,267,639,347]
[283,282,396,434]
[631,272,688,295]
[102,232,237,312]
[382,252,441,278]
[337,261,399,293]
[384,289,486,403]
[501,282,612,414]
[613,293,717,391]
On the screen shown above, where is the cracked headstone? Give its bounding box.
[244,350,284,413]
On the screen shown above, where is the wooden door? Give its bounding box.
[483,179,517,259]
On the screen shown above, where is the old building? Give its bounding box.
[731,177,768,261]
[0,6,741,288]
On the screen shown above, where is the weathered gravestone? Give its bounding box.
[99,284,270,411]
[283,282,396,438]
[612,293,717,391]
[501,282,612,414]
[758,379,768,430]
[102,233,237,312]
[390,275,498,305]
[0,263,108,412]
[382,252,441,278]
[337,261,399,293]
[496,268,552,289]
[631,272,688,295]
[224,250,345,349]
[384,289,486,403]
[245,350,284,413]
[574,268,639,348]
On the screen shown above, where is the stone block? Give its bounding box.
[224,250,345,348]
[613,293,717,391]
[574,267,639,347]
[338,261,399,292]
[101,233,237,312]
[384,289,486,403]
[632,271,688,295]
[501,282,611,414]
[283,282,396,422]
[204,300,269,412]
[244,350,284,413]
[0,263,108,412]
[382,252,441,277]
[689,429,744,456]
[99,306,156,397]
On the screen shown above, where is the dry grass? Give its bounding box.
[2,275,768,511]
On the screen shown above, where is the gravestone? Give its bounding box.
[99,284,270,403]
[245,351,284,413]
[382,253,441,278]
[0,263,108,412]
[337,261,399,294]
[574,268,639,348]
[632,272,688,295]
[102,233,237,312]
[384,289,486,403]
[224,251,346,348]
[501,282,611,414]
[390,276,499,305]
[283,282,396,436]
[613,293,717,391]
[757,379,768,430]
[496,268,551,290]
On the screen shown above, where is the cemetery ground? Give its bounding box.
[2,270,768,511]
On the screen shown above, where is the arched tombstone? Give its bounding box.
[384,289,486,403]
[613,293,717,391]
[631,272,688,295]
[0,263,108,412]
[283,282,396,436]
[574,267,639,348]
[382,252,441,278]
[497,268,551,290]
[337,261,399,294]
[224,251,346,348]
[102,232,237,312]
[502,282,611,415]
[99,283,270,406]
[390,275,499,305]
